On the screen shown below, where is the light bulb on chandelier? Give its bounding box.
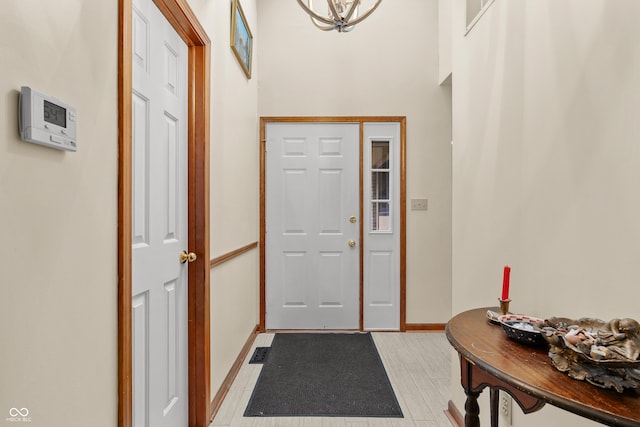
[296,0,382,33]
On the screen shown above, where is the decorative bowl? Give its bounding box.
[499,314,547,347]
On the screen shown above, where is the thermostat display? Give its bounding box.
[44,100,67,128]
[19,86,77,152]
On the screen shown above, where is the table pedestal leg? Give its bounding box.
[464,390,481,427]
[490,388,499,427]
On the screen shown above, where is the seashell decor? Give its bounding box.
[539,317,640,392]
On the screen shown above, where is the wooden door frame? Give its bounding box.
[259,116,406,332]
[118,1,211,426]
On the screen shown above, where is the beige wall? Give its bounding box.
[0,1,118,426]
[257,0,453,324]
[451,1,640,425]
[185,0,261,395]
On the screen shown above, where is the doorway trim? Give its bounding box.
[118,0,211,426]
[259,116,406,332]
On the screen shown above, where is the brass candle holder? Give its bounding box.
[498,298,511,315]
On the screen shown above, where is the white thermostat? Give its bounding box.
[19,86,77,151]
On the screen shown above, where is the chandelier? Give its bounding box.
[296,0,382,33]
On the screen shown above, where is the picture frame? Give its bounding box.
[230,0,253,79]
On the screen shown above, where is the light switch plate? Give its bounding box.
[411,198,428,211]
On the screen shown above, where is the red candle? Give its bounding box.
[501,266,511,301]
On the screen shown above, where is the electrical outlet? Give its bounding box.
[500,391,512,426]
[410,198,428,211]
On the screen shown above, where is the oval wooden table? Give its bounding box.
[446,307,640,427]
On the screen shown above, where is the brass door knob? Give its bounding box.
[348,239,356,248]
[180,251,197,264]
[349,216,357,223]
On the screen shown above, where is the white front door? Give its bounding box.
[266,123,360,329]
[131,0,189,425]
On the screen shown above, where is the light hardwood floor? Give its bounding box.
[210,332,454,427]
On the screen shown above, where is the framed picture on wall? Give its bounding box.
[231,0,253,79]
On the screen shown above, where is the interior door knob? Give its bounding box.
[180,251,197,263]
[348,239,356,248]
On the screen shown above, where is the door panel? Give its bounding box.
[266,123,359,329]
[368,251,393,303]
[132,0,189,425]
[318,169,343,232]
[132,92,150,248]
[132,293,149,427]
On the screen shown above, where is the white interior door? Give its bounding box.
[266,123,360,329]
[131,0,189,425]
